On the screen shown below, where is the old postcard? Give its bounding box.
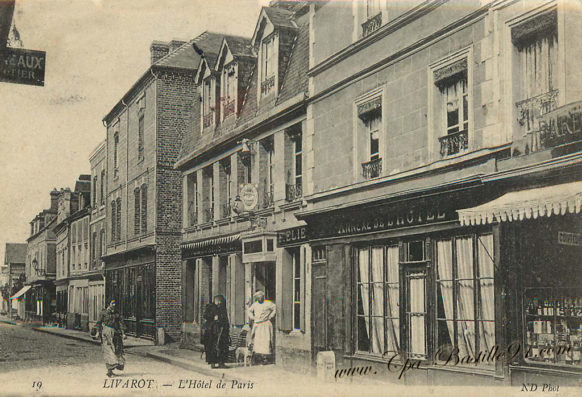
[0,0,581,396]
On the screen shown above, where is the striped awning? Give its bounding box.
[181,234,241,251]
[458,181,582,226]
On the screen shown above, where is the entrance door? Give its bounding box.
[252,262,276,302]
[135,270,143,337]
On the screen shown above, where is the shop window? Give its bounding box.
[312,246,326,263]
[356,245,400,355]
[356,91,384,180]
[292,248,301,330]
[512,10,559,151]
[261,35,276,98]
[435,234,495,367]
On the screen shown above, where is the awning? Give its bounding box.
[181,234,241,251]
[458,181,582,226]
[10,285,31,300]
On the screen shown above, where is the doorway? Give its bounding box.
[252,262,276,302]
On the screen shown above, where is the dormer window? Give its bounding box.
[222,63,237,119]
[261,35,276,97]
[202,77,216,129]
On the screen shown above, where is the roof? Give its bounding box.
[4,243,27,264]
[176,15,309,169]
[192,31,225,70]
[223,35,255,58]
[263,6,297,29]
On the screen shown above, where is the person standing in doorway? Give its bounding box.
[248,290,276,364]
[201,295,230,369]
[96,299,126,377]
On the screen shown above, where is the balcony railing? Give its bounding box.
[361,158,382,179]
[203,112,214,128]
[261,75,276,96]
[262,190,274,209]
[223,100,236,118]
[221,202,231,219]
[515,90,560,153]
[362,13,382,37]
[203,207,214,223]
[516,90,559,133]
[439,129,469,157]
[285,183,302,202]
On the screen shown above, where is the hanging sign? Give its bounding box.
[239,184,258,212]
[0,47,46,86]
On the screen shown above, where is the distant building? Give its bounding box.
[25,190,59,322]
[2,243,26,315]
[101,38,201,341]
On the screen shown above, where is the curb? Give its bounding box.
[32,326,101,345]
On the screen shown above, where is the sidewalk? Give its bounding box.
[34,325,155,348]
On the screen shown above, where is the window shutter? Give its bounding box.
[134,188,141,235]
[116,198,121,240]
[111,201,116,241]
[141,185,147,234]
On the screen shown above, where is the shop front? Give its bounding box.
[458,181,582,386]
[26,282,55,324]
[104,246,156,340]
[300,184,510,385]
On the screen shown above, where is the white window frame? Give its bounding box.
[427,46,474,161]
[352,86,386,181]
[221,62,238,120]
[201,76,216,130]
[352,0,388,42]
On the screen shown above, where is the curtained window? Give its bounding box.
[357,245,399,355]
[436,234,495,367]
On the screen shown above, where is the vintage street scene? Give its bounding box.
[1,0,582,395]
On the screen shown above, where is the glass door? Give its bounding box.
[405,270,427,359]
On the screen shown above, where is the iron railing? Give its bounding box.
[285,183,302,202]
[261,75,276,96]
[361,158,382,179]
[439,129,469,157]
[362,13,382,37]
[223,100,236,118]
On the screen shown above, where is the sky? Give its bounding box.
[0,0,271,263]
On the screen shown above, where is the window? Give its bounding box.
[134,188,140,235]
[111,201,116,242]
[431,54,471,158]
[141,184,147,234]
[261,137,274,208]
[100,229,105,259]
[100,170,105,205]
[187,173,198,226]
[221,159,232,219]
[292,248,301,330]
[202,78,215,128]
[357,94,383,179]
[92,176,97,206]
[435,234,495,367]
[512,10,559,150]
[222,63,237,119]
[203,167,214,223]
[261,36,276,97]
[138,115,144,161]
[113,133,119,174]
[286,126,303,201]
[116,197,121,240]
[362,0,383,37]
[357,245,400,355]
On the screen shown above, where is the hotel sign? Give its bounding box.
[538,101,582,149]
[0,47,46,86]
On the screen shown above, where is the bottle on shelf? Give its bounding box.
[537,298,543,315]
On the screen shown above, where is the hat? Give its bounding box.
[254,290,265,297]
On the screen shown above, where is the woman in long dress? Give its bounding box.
[247,290,276,364]
[201,295,230,368]
[96,299,126,377]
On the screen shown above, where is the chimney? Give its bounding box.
[50,188,59,211]
[150,41,170,65]
[169,39,186,53]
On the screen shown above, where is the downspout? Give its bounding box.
[121,99,129,252]
[150,68,159,243]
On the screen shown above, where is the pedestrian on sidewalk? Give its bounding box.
[96,299,126,377]
[201,294,230,369]
[247,290,276,365]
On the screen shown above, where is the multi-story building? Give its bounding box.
[298,0,582,385]
[175,2,311,370]
[88,141,107,330]
[101,38,200,341]
[25,190,59,322]
[2,243,26,316]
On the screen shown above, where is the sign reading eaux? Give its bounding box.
[0,47,46,86]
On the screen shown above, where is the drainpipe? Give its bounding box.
[121,98,129,252]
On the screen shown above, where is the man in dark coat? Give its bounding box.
[201,295,230,368]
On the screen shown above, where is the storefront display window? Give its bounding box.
[524,287,582,367]
[435,234,495,367]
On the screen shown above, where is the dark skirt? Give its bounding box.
[202,324,230,364]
